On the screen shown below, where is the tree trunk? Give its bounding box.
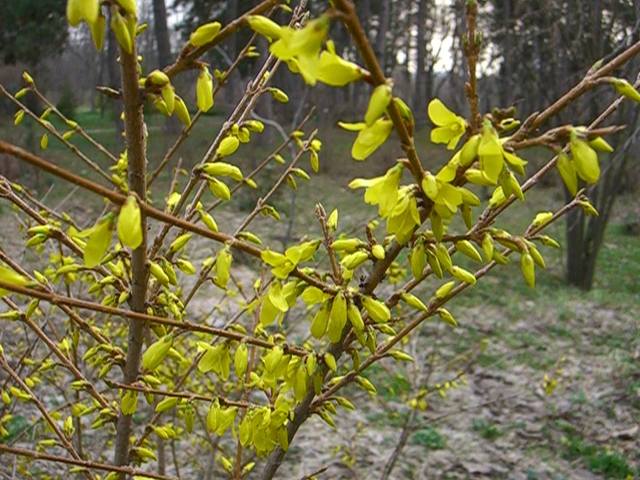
[414,0,427,117]
[152,0,172,69]
[375,1,390,74]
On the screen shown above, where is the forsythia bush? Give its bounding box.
[0,0,639,478]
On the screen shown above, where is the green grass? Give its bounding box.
[472,418,504,441]
[0,415,30,443]
[366,364,412,401]
[410,427,447,450]
[561,434,638,479]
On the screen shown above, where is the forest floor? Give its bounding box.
[267,179,639,480]
[0,110,638,479]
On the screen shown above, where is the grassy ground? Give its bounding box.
[277,182,639,479]
[0,108,638,479]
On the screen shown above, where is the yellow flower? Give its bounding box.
[428,99,467,150]
[386,189,421,244]
[348,118,393,161]
[478,120,504,184]
[570,132,600,184]
[421,171,463,214]
[67,0,99,27]
[349,164,402,217]
[315,41,363,87]
[270,16,329,85]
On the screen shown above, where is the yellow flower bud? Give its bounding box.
[215,247,232,288]
[120,390,138,415]
[14,110,25,126]
[234,343,248,378]
[247,15,283,41]
[22,71,34,85]
[117,195,143,249]
[174,95,191,126]
[190,22,222,47]
[202,161,243,180]
[148,69,170,86]
[347,302,364,332]
[371,244,385,260]
[435,281,456,299]
[142,335,173,371]
[111,9,133,54]
[437,307,458,327]
[196,66,214,112]
[216,136,240,158]
[451,266,476,285]
[520,252,535,287]
[364,84,392,126]
[340,251,369,270]
[89,13,106,50]
[589,136,614,153]
[570,135,600,184]
[169,233,192,253]
[207,178,231,201]
[556,152,578,196]
[84,215,114,267]
[481,233,494,261]
[268,87,289,103]
[324,352,337,371]
[198,208,218,232]
[362,296,391,323]
[148,261,169,286]
[400,292,428,312]
[331,238,364,252]
[455,240,483,263]
[611,78,640,102]
[155,397,180,413]
[116,0,137,16]
[459,134,481,166]
[327,292,347,343]
[311,305,329,338]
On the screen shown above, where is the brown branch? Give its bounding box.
[147,33,260,187]
[2,296,110,410]
[332,0,425,183]
[0,279,307,357]
[511,39,640,141]
[30,85,118,164]
[112,35,151,472]
[0,84,113,184]
[103,380,254,409]
[311,200,581,406]
[0,354,89,476]
[0,140,332,293]
[162,0,279,80]
[315,204,343,286]
[463,1,481,132]
[0,444,176,480]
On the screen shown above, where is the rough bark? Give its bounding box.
[112,30,150,475]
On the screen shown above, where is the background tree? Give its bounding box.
[0,0,67,67]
